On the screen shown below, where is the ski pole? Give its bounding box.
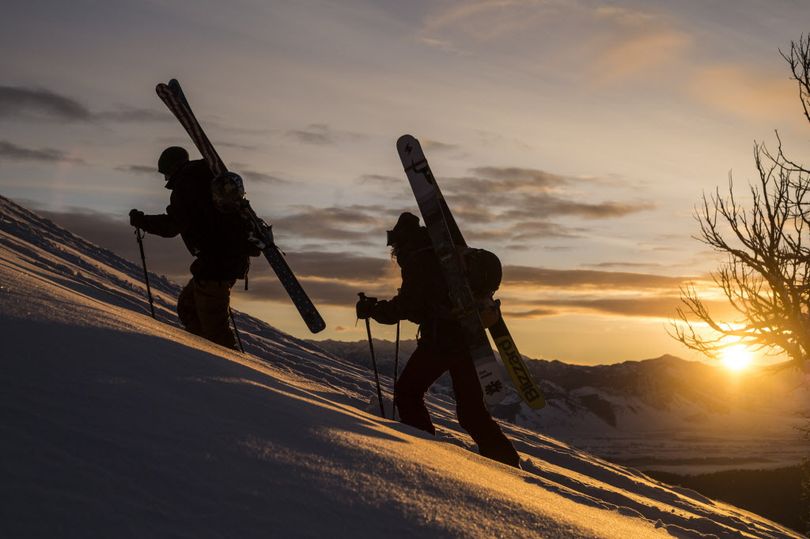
[392,320,400,419]
[359,293,385,418]
[135,227,156,319]
[230,308,244,353]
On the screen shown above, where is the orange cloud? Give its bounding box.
[592,29,692,84]
[687,64,797,121]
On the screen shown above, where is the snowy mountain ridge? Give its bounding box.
[0,194,804,538]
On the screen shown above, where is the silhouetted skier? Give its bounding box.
[129,146,257,349]
[356,212,520,467]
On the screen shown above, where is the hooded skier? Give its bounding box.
[356,212,520,467]
[129,146,258,349]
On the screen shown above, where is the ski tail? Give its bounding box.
[489,317,545,409]
[261,244,326,333]
[241,205,325,333]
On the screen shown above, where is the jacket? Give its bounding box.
[139,160,253,280]
[371,228,464,347]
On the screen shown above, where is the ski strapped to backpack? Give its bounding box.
[155,79,326,334]
[397,134,545,409]
[397,135,508,405]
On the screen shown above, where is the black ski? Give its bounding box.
[156,79,325,334]
[397,135,544,408]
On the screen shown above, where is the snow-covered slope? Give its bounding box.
[0,195,803,538]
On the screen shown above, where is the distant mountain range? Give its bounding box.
[310,338,809,473]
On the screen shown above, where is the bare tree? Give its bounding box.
[671,37,810,370]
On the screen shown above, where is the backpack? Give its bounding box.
[463,248,502,328]
[463,248,502,296]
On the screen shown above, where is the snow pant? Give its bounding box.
[393,341,520,468]
[177,278,237,350]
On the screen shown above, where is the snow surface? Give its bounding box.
[0,195,804,538]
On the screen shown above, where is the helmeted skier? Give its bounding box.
[129,146,258,349]
[356,212,520,467]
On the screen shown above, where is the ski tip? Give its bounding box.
[396,134,417,149]
[168,79,184,95]
[396,134,423,165]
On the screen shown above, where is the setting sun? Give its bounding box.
[720,345,753,372]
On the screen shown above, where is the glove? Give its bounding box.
[356,294,378,320]
[129,209,146,228]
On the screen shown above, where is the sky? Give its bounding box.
[1,0,809,365]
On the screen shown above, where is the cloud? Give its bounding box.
[436,165,653,246]
[286,123,336,145]
[500,195,653,220]
[467,167,569,191]
[593,6,656,26]
[464,220,581,242]
[592,29,692,84]
[241,170,287,185]
[444,167,653,220]
[279,251,394,282]
[587,261,664,270]
[420,0,558,43]
[501,307,559,318]
[285,123,365,146]
[358,174,401,185]
[501,296,678,319]
[271,205,392,242]
[545,296,683,318]
[502,295,737,321]
[225,162,288,185]
[96,107,171,123]
[0,85,169,124]
[0,140,85,164]
[218,141,259,151]
[115,164,157,175]
[686,65,797,121]
[0,86,92,121]
[502,265,686,289]
[422,139,460,153]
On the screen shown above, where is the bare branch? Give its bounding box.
[671,38,810,368]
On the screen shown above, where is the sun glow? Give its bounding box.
[720,345,753,372]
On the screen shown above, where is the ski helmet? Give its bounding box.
[158,146,189,177]
[211,172,246,213]
[386,211,420,246]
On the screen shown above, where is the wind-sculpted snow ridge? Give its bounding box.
[0,195,803,538]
